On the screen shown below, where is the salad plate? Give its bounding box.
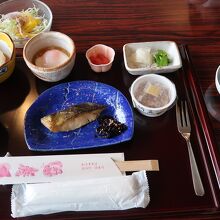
[24,80,134,151]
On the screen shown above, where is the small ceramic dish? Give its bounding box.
[0,32,16,83]
[123,41,182,75]
[23,31,76,82]
[130,74,177,117]
[215,65,220,94]
[0,0,53,48]
[86,44,115,72]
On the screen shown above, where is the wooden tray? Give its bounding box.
[0,45,219,219]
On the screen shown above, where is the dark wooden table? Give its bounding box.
[0,0,220,219]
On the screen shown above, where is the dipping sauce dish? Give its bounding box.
[86,44,115,73]
[23,31,76,82]
[130,74,177,117]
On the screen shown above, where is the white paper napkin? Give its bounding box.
[11,170,150,218]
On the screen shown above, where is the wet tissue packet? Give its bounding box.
[11,170,150,218]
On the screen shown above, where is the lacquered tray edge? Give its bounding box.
[179,45,220,209]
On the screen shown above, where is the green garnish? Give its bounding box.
[153,50,170,67]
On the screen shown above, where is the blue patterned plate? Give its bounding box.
[24,81,134,151]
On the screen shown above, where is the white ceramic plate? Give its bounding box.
[123,41,182,75]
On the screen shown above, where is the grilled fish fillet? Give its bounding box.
[41,102,106,132]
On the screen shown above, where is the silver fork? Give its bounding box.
[176,101,205,196]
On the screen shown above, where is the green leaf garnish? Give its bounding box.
[153,50,170,67]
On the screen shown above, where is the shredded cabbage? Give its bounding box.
[0,6,48,41]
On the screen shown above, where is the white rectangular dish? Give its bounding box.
[123,41,182,75]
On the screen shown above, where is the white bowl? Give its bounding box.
[23,31,76,82]
[86,44,115,73]
[123,41,182,75]
[130,74,177,117]
[0,0,53,48]
[215,65,220,94]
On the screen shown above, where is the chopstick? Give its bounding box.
[115,160,159,172]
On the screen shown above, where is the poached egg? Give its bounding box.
[35,49,69,68]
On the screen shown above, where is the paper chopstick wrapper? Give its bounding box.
[0,153,159,185]
[11,170,150,217]
[0,153,124,184]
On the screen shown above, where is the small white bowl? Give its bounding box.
[130,74,177,117]
[23,31,76,82]
[215,65,220,94]
[123,41,182,75]
[86,44,115,73]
